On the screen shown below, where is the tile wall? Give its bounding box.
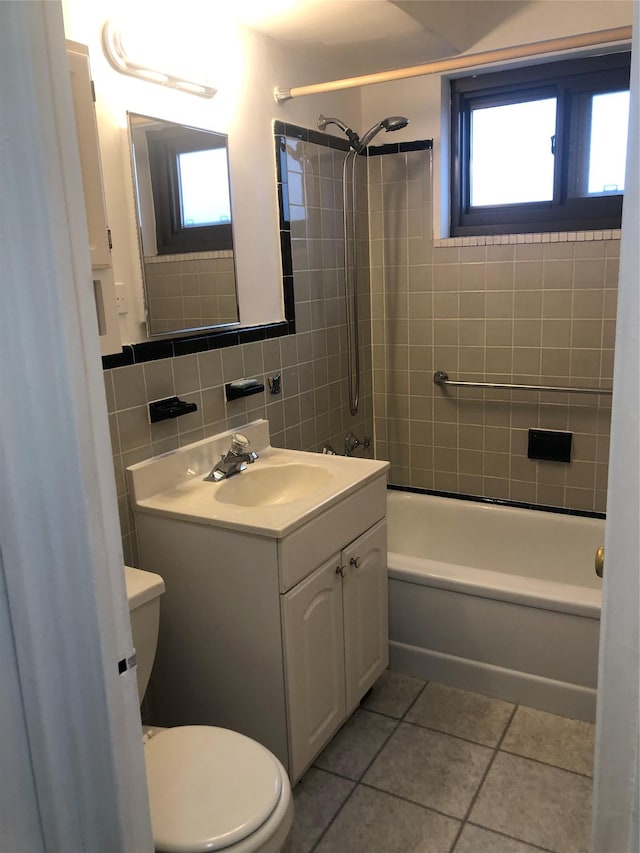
[105,131,373,565]
[285,134,373,452]
[370,148,618,513]
[144,252,238,334]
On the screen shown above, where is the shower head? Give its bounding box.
[317,113,409,153]
[358,115,409,150]
[382,116,410,132]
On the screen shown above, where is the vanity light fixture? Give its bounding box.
[102,20,217,98]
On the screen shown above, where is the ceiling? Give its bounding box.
[238,0,532,76]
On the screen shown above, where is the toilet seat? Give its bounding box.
[145,726,291,853]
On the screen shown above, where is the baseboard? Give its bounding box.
[389,640,597,722]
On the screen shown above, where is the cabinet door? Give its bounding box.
[66,41,111,268]
[67,41,121,356]
[342,520,388,713]
[282,555,346,782]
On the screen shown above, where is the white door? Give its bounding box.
[282,555,346,781]
[591,8,639,849]
[342,520,389,713]
[0,4,152,850]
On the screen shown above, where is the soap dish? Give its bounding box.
[225,378,265,402]
[149,396,198,423]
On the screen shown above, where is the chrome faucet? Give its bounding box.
[344,433,371,457]
[204,433,258,481]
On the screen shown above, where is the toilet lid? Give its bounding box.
[145,726,283,853]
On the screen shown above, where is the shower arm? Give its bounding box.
[318,114,362,152]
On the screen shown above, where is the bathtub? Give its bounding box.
[386,489,604,721]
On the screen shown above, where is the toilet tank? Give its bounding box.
[124,566,165,702]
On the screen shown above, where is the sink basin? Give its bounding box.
[213,463,333,508]
[127,420,390,536]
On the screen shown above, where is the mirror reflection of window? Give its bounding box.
[146,125,233,254]
[178,149,231,227]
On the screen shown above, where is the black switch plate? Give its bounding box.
[528,429,572,463]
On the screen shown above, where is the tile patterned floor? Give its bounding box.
[283,670,595,853]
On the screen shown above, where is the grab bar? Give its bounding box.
[434,370,613,397]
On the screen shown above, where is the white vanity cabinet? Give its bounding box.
[282,520,387,781]
[132,441,388,784]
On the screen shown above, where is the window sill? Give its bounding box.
[435,229,621,248]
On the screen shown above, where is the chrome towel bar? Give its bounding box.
[433,370,613,396]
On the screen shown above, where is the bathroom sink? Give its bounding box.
[213,463,333,507]
[127,419,389,537]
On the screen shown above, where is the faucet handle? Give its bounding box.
[230,433,250,455]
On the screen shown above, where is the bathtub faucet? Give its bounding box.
[204,433,258,481]
[344,433,371,457]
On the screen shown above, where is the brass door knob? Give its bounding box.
[595,546,605,578]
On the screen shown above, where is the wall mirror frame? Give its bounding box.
[128,111,240,339]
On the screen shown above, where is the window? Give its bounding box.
[450,52,630,236]
[146,126,233,253]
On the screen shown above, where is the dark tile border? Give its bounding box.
[387,483,606,520]
[275,120,433,157]
[102,321,293,369]
[367,139,433,156]
[103,346,134,369]
[274,120,351,151]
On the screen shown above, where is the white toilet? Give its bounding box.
[125,565,293,852]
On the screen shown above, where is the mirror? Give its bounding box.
[128,112,239,337]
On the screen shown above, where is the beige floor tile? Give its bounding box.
[501,706,595,776]
[454,824,546,852]
[405,682,514,746]
[470,752,592,852]
[315,785,460,853]
[360,668,426,718]
[314,709,397,781]
[282,767,355,853]
[363,722,493,819]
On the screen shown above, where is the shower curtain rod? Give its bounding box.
[274,26,631,103]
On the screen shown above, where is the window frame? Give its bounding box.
[450,51,631,237]
[146,126,233,254]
